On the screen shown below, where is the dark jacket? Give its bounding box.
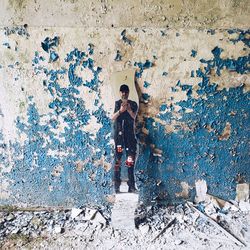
[113,99,138,150]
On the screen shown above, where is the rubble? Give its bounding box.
[0,206,108,248]
[71,208,82,219]
[0,195,249,249]
[236,184,250,202]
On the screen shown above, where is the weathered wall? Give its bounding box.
[0,0,249,207]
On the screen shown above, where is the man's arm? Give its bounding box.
[112,110,121,121]
[112,101,127,121]
[127,101,138,120]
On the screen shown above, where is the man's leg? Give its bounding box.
[125,154,136,192]
[114,147,123,193]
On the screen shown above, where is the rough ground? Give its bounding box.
[1,184,250,250]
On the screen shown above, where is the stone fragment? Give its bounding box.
[223,202,239,212]
[195,179,207,203]
[54,225,62,234]
[236,183,249,202]
[11,228,20,234]
[206,194,226,208]
[204,203,217,215]
[139,224,150,235]
[239,201,250,212]
[174,239,183,245]
[84,208,98,221]
[6,213,15,221]
[92,212,106,225]
[71,208,83,219]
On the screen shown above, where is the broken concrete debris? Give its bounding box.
[195,179,208,203]
[1,199,250,249]
[0,206,108,246]
[236,183,250,202]
[0,180,249,248]
[71,208,82,219]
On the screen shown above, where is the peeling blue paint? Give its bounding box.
[207,29,215,35]
[134,60,153,78]
[49,51,59,62]
[141,93,150,102]
[41,36,59,52]
[160,30,166,36]
[1,29,249,208]
[228,29,250,47]
[32,51,45,65]
[136,43,250,205]
[4,25,30,38]
[41,36,60,63]
[114,50,122,61]
[191,50,197,57]
[198,46,249,76]
[143,81,150,88]
[3,42,10,49]
[3,43,113,207]
[120,29,132,45]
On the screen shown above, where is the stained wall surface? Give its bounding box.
[0,0,249,207]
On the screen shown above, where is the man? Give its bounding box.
[112,84,138,193]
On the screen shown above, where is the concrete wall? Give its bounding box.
[0,0,249,207]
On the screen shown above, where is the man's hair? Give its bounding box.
[119,84,129,92]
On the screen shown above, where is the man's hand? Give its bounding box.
[120,101,127,113]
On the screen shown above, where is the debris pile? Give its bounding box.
[0,207,109,248]
[1,181,249,249]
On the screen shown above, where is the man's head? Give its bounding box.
[119,84,129,100]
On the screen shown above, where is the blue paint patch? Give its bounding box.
[143,81,150,88]
[160,30,166,36]
[32,51,45,65]
[50,51,59,62]
[88,43,94,55]
[3,43,113,207]
[114,50,122,61]
[120,29,132,45]
[4,25,30,38]
[136,44,250,205]
[142,93,150,102]
[41,36,60,63]
[199,46,249,76]
[207,29,215,35]
[191,50,197,57]
[227,29,250,47]
[159,104,167,112]
[41,36,59,52]
[134,60,153,78]
[3,42,11,49]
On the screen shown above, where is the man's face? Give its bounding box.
[120,90,129,100]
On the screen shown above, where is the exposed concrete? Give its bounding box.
[0,0,249,29]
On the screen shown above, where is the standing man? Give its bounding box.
[112,84,138,193]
